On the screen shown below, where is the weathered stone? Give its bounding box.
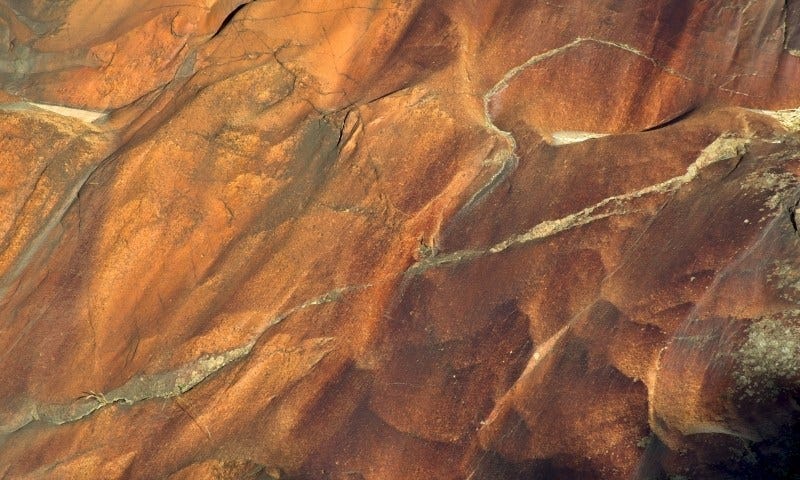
[1,1,799,478]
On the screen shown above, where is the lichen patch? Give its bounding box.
[734,312,800,399]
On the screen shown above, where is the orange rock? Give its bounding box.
[1,1,799,478]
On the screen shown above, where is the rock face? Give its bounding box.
[1,1,800,478]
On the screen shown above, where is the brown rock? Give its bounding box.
[1,1,800,478]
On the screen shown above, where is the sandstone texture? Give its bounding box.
[1,1,800,479]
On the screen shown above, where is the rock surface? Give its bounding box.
[1,1,800,478]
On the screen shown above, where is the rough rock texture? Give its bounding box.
[1,1,800,479]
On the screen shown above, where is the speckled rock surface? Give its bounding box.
[1,1,799,478]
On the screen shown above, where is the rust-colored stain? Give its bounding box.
[1,1,799,478]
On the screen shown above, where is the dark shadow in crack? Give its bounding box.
[641,104,699,132]
[211,2,252,40]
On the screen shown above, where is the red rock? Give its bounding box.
[1,1,799,478]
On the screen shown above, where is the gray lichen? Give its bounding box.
[734,312,800,400]
[768,261,800,302]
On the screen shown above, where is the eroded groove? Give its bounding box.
[0,164,102,302]
[0,284,367,435]
[409,135,750,276]
[463,36,697,214]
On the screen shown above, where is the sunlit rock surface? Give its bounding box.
[1,1,800,478]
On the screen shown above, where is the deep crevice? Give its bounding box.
[211,2,251,40]
[642,105,699,132]
[789,197,800,235]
